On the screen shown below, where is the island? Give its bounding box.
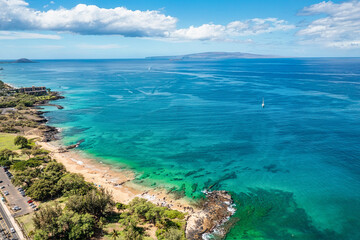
[0,58,35,64]
[146,51,283,60]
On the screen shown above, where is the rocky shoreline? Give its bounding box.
[186,191,235,239]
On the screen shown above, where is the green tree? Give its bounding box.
[111,229,120,240]
[0,148,17,161]
[21,148,32,159]
[31,146,45,156]
[33,204,63,238]
[145,207,164,225]
[163,228,185,240]
[12,167,41,188]
[42,162,66,182]
[33,229,49,240]
[56,173,94,196]
[14,135,28,148]
[27,178,57,200]
[66,212,96,240]
[33,204,96,240]
[124,219,144,240]
[116,202,126,211]
[66,188,114,219]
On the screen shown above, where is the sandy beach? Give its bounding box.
[27,135,196,213]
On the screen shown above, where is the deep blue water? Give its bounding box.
[1,58,360,239]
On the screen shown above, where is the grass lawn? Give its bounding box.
[17,213,35,237]
[0,133,20,151]
[0,133,38,160]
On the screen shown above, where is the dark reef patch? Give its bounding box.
[263,164,290,173]
[223,188,355,240]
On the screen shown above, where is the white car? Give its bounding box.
[10,227,15,233]
[0,186,4,189]
[13,206,21,211]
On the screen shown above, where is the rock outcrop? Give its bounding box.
[58,139,84,152]
[186,191,235,240]
[41,125,59,142]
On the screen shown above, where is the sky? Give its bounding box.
[0,0,360,59]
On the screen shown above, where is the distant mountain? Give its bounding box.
[0,58,35,64]
[14,58,35,63]
[146,52,282,60]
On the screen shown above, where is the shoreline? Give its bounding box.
[34,139,195,212]
[2,82,236,239]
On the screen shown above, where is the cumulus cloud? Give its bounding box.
[0,0,177,37]
[0,0,294,41]
[169,18,295,41]
[298,0,360,48]
[0,31,60,39]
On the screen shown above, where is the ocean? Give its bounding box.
[1,58,360,239]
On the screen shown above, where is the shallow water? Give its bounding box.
[2,58,360,239]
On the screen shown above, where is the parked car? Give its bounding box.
[27,200,33,204]
[10,228,15,233]
[0,197,4,202]
[0,186,5,189]
[31,205,37,208]
[29,203,34,207]
[13,206,21,211]
[4,191,9,196]
[0,180,3,183]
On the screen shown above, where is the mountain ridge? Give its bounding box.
[146,52,283,60]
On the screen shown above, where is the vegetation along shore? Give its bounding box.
[0,80,235,240]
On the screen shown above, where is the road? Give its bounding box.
[0,201,19,240]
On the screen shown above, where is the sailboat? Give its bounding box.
[262,98,265,108]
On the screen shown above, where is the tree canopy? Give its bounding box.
[14,135,28,148]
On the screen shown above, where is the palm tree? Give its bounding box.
[111,229,120,240]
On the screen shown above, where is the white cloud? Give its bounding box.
[43,1,54,8]
[0,0,294,42]
[77,43,124,49]
[0,31,60,39]
[298,0,360,48]
[0,0,177,37]
[169,18,294,41]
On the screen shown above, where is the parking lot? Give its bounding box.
[0,169,33,217]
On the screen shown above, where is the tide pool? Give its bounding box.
[1,58,360,239]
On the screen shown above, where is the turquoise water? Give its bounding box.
[1,58,360,239]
